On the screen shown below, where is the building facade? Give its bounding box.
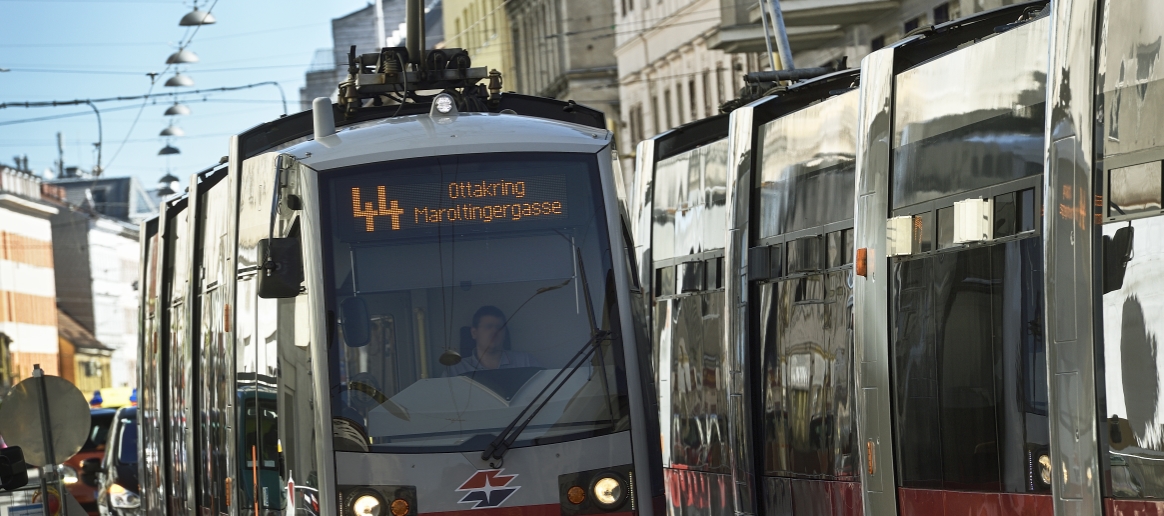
[57,308,113,395]
[0,165,61,381]
[300,0,445,110]
[615,0,1025,155]
[507,0,621,136]
[50,205,140,388]
[445,0,514,81]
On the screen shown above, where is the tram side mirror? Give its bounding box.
[258,237,304,299]
[341,297,371,347]
[0,446,29,492]
[1102,225,1135,294]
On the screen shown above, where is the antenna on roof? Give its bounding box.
[336,0,497,120]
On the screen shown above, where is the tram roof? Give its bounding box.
[286,110,612,171]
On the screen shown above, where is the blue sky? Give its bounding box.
[0,0,371,191]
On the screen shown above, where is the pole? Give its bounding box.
[757,0,777,71]
[763,0,795,70]
[83,101,102,177]
[405,0,425,65]
[56,133,64,178]
[33,365,64,516]
[374,0,386,49]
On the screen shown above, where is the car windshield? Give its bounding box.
[322,152,629,454]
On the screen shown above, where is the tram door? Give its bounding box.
[190,169,234,516]
[636,120,733,515]
[233,153,326,516]
[854,9,1053,515]
[744,86,861,515]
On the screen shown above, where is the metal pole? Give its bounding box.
[406,0,425,65]
[764,0,795,70]
[83,101,102,177]
[33,365,63,516]
[757,0,777,72]
[374,0,386,49]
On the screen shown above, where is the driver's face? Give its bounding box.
[472,315,506,352]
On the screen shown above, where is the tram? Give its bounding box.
[137,12,663,516]
[633,0,1164,514]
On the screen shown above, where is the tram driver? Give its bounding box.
[445,305,540,376]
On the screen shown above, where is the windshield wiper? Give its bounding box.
[481,247,609,463]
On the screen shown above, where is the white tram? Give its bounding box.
[137,39,663,516]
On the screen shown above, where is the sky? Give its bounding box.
[0,0,373,191]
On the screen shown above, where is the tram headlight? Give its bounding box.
[351,492,384,516]
[590,474,627,510]
[109,483,141,509]
[433,94,457,116]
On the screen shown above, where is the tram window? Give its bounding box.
[994,192,1016,238]
[706,257,722,290]
[787,236,822,273]
[828,231,844,268]
[680,261,706,293]
[1109,161,1163,218]
[657,266,676,296]
[937,206,955,249]
[913,211,934,254]
[748,246,771,281]
[769,244,783,278]
[1017,188,1036,233]
[322,153,629,454]
[841,228,854,265]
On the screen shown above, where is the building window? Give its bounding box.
[688,79,697,121]
[933,2,950,24]
[652,94,661,135]
[903,15,923,34]
[630,104,644,143]
[702,71,712,116]
[663,88,673,129]
[871,35,886,50]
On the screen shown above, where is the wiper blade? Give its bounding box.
[480,330,610,462]
[482,246,607,463]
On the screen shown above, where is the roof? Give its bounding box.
[57,308,111,351]
[290,111,611,171]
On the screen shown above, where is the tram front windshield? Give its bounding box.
[322,153,628,454]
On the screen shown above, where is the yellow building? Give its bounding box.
[57,308,113,396]
[443,0,514,85]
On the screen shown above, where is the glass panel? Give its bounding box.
[323,153,628,453]
[1018,188,1036,233]
[891,20,1047,208]
[657,266,676,297]
[1109,162,1163,217]
[995,192,1017,238]
[938,206,955,249]
[761,274,856,479]
[787,237,822,274]
[914,212,934,254]
[892,237,1050,493]
[758,93,859,237]
[828,231,844,268]
[769,244,783,278]
[842,229,854,265]
[670,292,729,472]
[1101,216,1164,499]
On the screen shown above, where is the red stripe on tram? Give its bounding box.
[897,488,1052,516]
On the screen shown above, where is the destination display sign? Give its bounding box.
[339,174,570,237]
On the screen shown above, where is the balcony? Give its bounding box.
[710,0,899,53]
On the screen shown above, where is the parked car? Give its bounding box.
[94,407,138,516]
[66,408,117,515]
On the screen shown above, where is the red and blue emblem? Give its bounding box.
[455,469,520,509]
